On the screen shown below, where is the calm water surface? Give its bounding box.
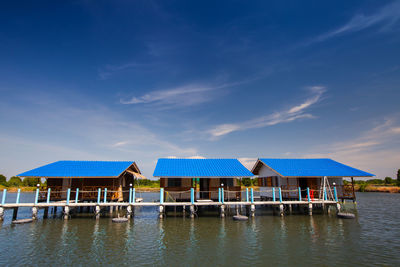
[0,192,399,266]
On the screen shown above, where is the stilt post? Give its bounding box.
[298,187,302,201]
[46,188,51,203]
[273,187,276,202]
[334,185,338,202]
[1,189,6,205]
[66,188,71,205]
[75,188,79,203]
[16,188,21,204]
[97,188,101,204]
[129,184,132,204]
[190,188,194,205]
[34,185,40,205]
[160,188,164,204]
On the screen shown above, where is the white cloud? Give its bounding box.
[208,86,325,137]
[315,1,400,42]
[306,117,400,178]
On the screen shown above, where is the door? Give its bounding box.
[200,178,210,199]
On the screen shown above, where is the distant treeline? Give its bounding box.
[0,174,45,188]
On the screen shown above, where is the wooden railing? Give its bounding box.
[40,186,121,201]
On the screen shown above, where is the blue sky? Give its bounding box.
[0,0,399,179]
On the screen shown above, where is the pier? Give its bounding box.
[0,186,341,221]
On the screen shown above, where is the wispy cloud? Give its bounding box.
[120,80,246,107]
[98,62,155,80]
[314,1,400,43]
[306,116,400,178]
[208,86,325,138]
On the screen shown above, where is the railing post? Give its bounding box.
[75,188,79,203]
[334,186,338,202]
[190,188,194,204]
[1,189,7,205]
[34,188,39,205]
[104,188,107,203]
[97,188,101,204]
[16,188,21,204]
[324,188,327,201]
[132,188,136,203]
[307,187,311,202]
[160,188,164,204]
[221,188,224,204]
[272,187,275,202]
[250,188,254,203]
[246,188,249,202]
[46,188,51,203]
[66,188,71,205]
[279,187,282,203]
[298,187,302,201]
[218,188,221,202]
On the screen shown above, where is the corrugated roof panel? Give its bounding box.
[153,158,254,177]
[17,161,135,177]
[258,158,374,177]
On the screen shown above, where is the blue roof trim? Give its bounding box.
[153,158,254,177]
[17,161,135,178]
[258,158,374,177]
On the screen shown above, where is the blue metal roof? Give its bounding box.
[153,158,254,177]
[258,158,374,177]
[17,161,135,178]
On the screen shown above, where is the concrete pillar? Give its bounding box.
[336,203,341,213]
[289,204,292,214]
[250,204,255,217]
[95,205,101,219]
[127,205,132,218]
[308,203,313,216]
[182,205,186,217]
[32,207,38,220]
[190,205,195,218]
[159,205,164,219]
[109,205,114,214]
[64,206,70,220]
[220,205,225,218]
[0,207,4,221]
[279,204,284,216]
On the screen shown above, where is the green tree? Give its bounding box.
[397,169,400,184]
[384,177,393,185]
[22,177,40,187]
[0,174,7,186]
[242,178,252,187]
[7,176,22,187]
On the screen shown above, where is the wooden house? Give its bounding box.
[17,160,145,202]
[153,158,253,202]
[251,158,374,201]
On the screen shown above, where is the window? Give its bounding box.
[167,178,182,187]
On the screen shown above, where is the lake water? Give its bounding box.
[0,192,399,266]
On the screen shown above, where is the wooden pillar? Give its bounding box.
[220,204,225,218]
[12,208,19,220]
[351,177,356,202]
[308,203,313,216]
[43,207,49,219]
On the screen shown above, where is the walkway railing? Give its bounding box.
[0,186,340,206]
